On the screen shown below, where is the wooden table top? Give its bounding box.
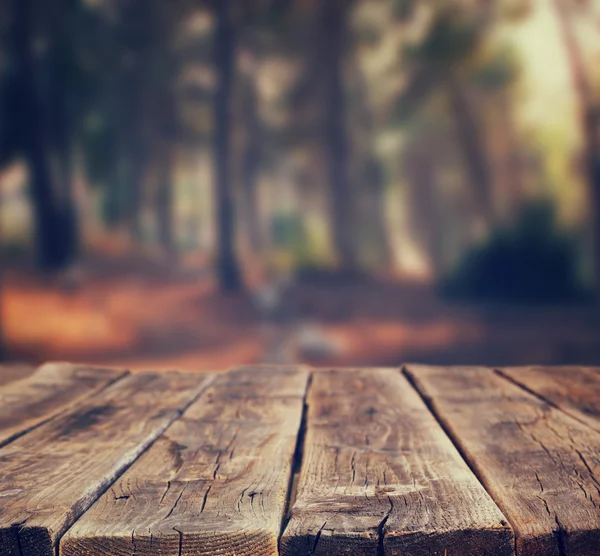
[1,363,599,555]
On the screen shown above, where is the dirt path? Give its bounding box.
[3,269,600,371]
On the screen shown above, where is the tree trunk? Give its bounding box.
[214,0,242,291]
[12,0,71,270]
[119,0,149,242]
[321,0,357,272]
[241,77,263,254]
[350,59,393,270]
[125,140,146,240]
[553,0,600,288]
[361,157,393,269]
[405,145,445,277]
[49,0,79,263]
[156,146,175,256]
[0,207,5,361]
[494,92,525,217]
[446,73,495,227]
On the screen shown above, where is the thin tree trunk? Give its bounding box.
[13,0,68,270]
[121,72,146,241]
[321,0,357,272]
[0,206,5,361]
[497,92,524,215]
[361,157,393,268]
[553,0,600,288]
[49,0,79,263]
[214,0,242,291]
[446,73,495,227]
[119,0,148,242]
[241,77,262,253]
[405,145,445,276]
[125,141,146,240]
[156,146,175,256]
[350,60,393,269]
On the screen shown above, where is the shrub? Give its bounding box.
[442,202,589,302]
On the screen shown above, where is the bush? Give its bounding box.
[442,202,589,302]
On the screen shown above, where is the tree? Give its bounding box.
[348,64,393,269]
[552,0,600,288]
[9,0,76,270]
[239,61,263,254]
[0,214,5,361]
[155,143,176,255]
[234,0,297,256]
[392,3,502,227]
[320,0,358,271]
[118,0,152,240]
[213,0,242,290]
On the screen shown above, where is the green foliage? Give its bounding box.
[443,202,589,302]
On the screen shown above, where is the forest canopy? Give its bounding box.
[1,0,600,300]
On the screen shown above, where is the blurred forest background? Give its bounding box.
[2,0,600,371]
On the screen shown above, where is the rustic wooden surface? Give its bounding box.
[499,365,600,433]
[0,362,127,448]
[406,364,600,556]
[0,363,36,386]
[1,363,600,555]
[0,371,213,556]
[281,369,513,556]
[61,366,308,556]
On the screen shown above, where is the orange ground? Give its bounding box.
[3,258,600,373]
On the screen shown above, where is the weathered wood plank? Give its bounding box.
[281,368,513,556]
[60,365,309,556]
[0,371,213,556]
[0,363,36,387]
[406,364,600,556]
[499,366,600,433]
[0,362,127,448]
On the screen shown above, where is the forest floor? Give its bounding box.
[3,249,600,372]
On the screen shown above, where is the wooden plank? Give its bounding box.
[60,365,309,556]
[0,362,127,448]
[499,366,600,433]
[0,363,36,387]
[281,368,513,556]
[406,364,600,556]
[0,371,213,556]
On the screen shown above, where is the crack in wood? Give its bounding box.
[310,521,327,555]
[376,496,394,556]
[164,484,187,520]
[172,526,183,556]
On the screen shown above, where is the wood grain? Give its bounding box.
[499,366,600,433]
[0,362,127,448]
[0,371,213,556]
[60,365,309,556]
[0,363,36,387]
[406,364,600,556]
[281,368,513,556]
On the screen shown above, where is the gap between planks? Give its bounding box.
[282,367,512,556]
[4,365,542,555]
[60,366,310,556]
[0,371,217,556]
[279,371,312,551]
[402,365,521,556]
[405,364,600,556]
